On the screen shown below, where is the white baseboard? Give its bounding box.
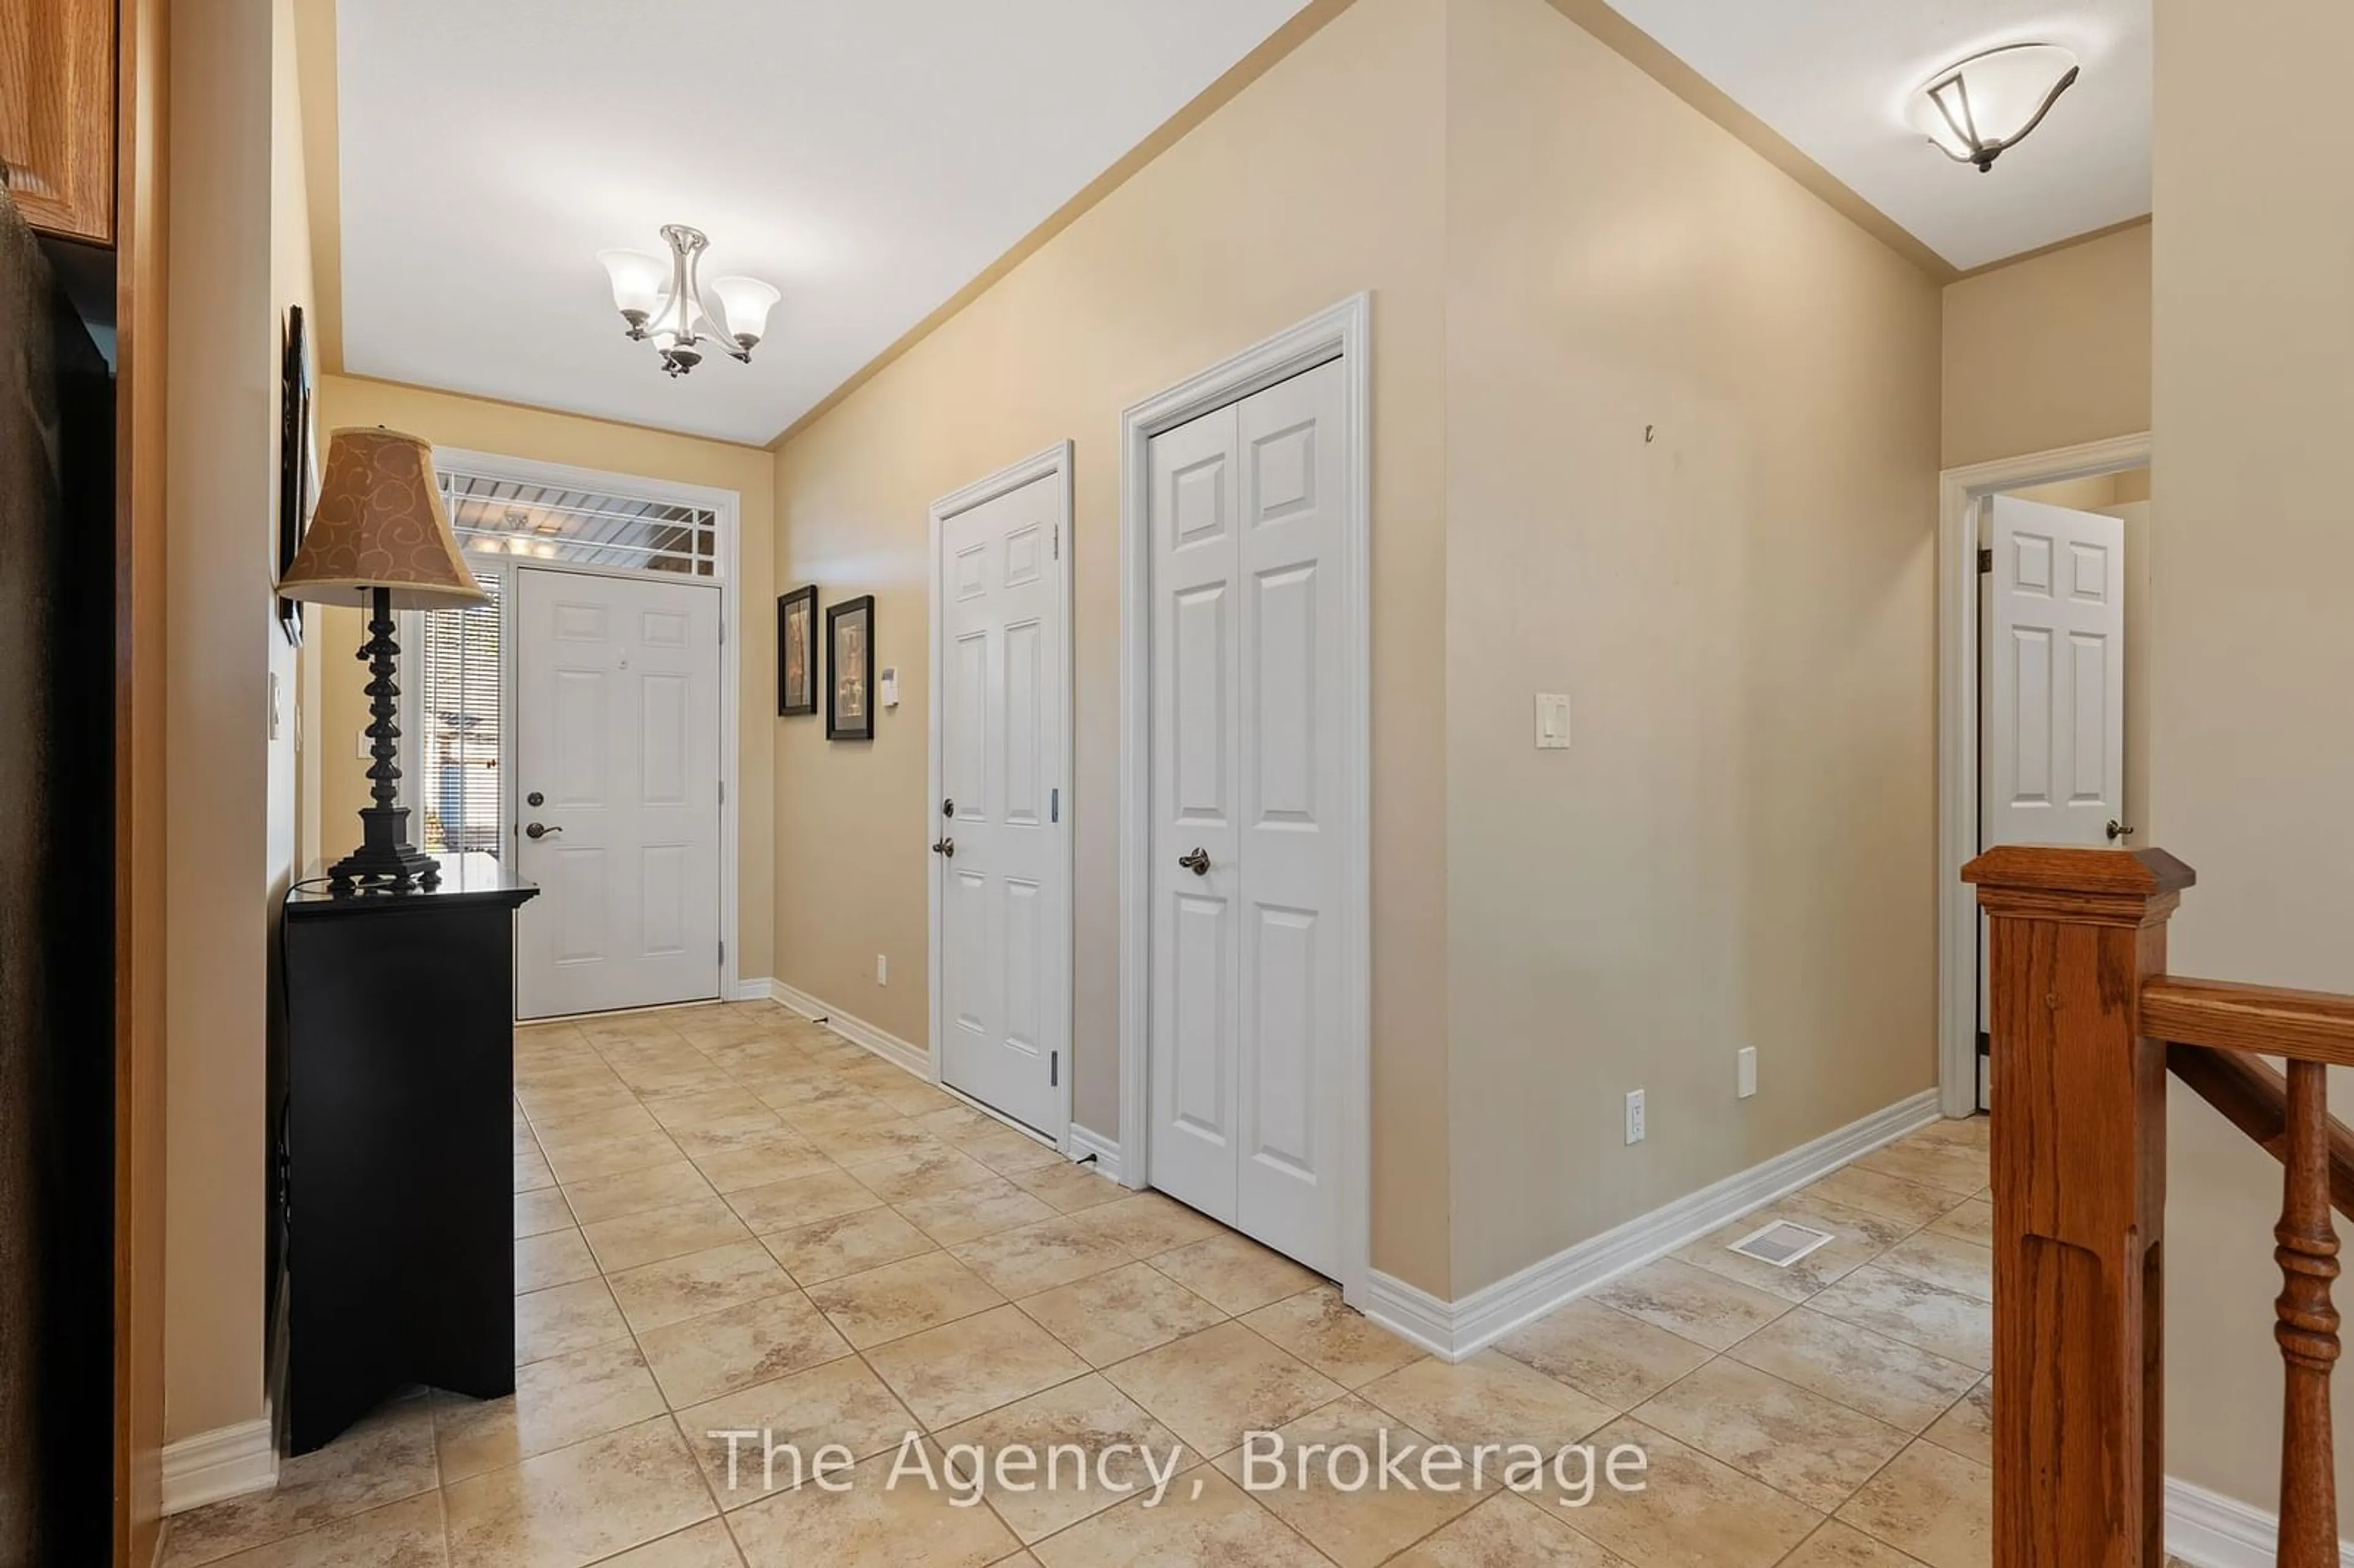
[771,980,931,1081]
[731,976,777,1003]
[1359,1089,1943,1361]
[1068,1125,1122,1184]
[2165,1475,2354,1568]
[161,1418,276,1515]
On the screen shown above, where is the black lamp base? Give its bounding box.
[329,585,441,894]
[327,805,441,893]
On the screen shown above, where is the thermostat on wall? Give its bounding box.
[880,668,899,709]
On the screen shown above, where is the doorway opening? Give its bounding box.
[1938,433,2152,1113]
[399,449,744,1020]
[1116,295,1373,1301]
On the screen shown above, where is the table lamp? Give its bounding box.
[276,426,488,891]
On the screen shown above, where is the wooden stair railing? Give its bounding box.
[1964,845,2354,1568]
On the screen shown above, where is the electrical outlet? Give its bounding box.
[875,953,888,986]
[1625,1089,1646,1145]
[1737,1046,1758,1100]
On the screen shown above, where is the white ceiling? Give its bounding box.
[1601,0,2150,271]
[335,1,1312,445]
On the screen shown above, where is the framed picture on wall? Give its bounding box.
[826,595,875,741]
[276,303,319,645]
[777,584,818,715]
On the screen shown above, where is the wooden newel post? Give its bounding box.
[1962,845,2196,1568]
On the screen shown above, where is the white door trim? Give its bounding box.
[414,446,744,1010]
[928,441,1076,1150]
[1937,430,2150,1115]
[1117,294,1373,1303]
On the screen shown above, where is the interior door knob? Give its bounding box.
[932,837,955,858]
[525,821,561,840]
[2106,819,2136,842]
[1178,847,1209,876]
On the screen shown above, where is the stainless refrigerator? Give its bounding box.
[0,186,116,1567]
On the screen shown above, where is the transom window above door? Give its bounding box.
[440,469,719,577]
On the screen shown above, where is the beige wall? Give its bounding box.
[1442,0,1941,1293]
[307,375,778,982]
[1941,223,2151,469]
[768,0,1948,1297]
[769,0,1455,1289]
[162,0,310,1445]
[2150,0,2354,1512]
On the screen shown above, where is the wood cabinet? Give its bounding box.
[1,0,116,243]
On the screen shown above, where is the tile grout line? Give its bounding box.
[267,1005,1990,1567]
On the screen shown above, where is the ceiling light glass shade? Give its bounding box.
[599,225,778,376]
[710,276,780,345]
[596,249,669,319]
[1906,43,2080,172]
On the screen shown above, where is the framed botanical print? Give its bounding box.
[777,584,818,715]
[825,595,875,741]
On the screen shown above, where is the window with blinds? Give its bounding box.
[415,575,503,858]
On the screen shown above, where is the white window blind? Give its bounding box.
[415,575,503,858]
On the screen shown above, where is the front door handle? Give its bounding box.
[1178,847,1209,876]
[932,837,955,858]
[525,821,562,840]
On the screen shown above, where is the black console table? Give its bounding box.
[281,853,538,1454]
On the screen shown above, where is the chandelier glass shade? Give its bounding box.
[1905,44,2080,173]
[598,224,779,376]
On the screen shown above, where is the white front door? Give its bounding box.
[934,468,1067,1136]
[1148,356,1348,1278]
[515,567,723,1018]
[1979,493,2127,1063]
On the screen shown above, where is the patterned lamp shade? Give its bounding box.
[277,426,488,609]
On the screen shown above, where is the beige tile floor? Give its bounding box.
[159,1001,2045,1568]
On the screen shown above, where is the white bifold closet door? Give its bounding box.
[1147,356,1347,1279]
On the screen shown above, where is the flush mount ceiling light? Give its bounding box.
[1906,43,2081,173]
[598,224,780,378]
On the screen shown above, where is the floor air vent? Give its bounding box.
[1726,1219,1835,1268]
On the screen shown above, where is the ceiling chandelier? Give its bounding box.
[597,224,779,377]
[1906,44,2080,173]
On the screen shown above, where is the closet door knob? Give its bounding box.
[932,837,956,858]
[1178,848,1209,876]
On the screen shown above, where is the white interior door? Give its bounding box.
[515,568,723,1018]
[1979,493,2126,1048]
[1148,356,1347,1278]
[934,469,1067,1136]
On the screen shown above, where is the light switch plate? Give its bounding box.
[880,668,899,708]
[1535,692,1572,750]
